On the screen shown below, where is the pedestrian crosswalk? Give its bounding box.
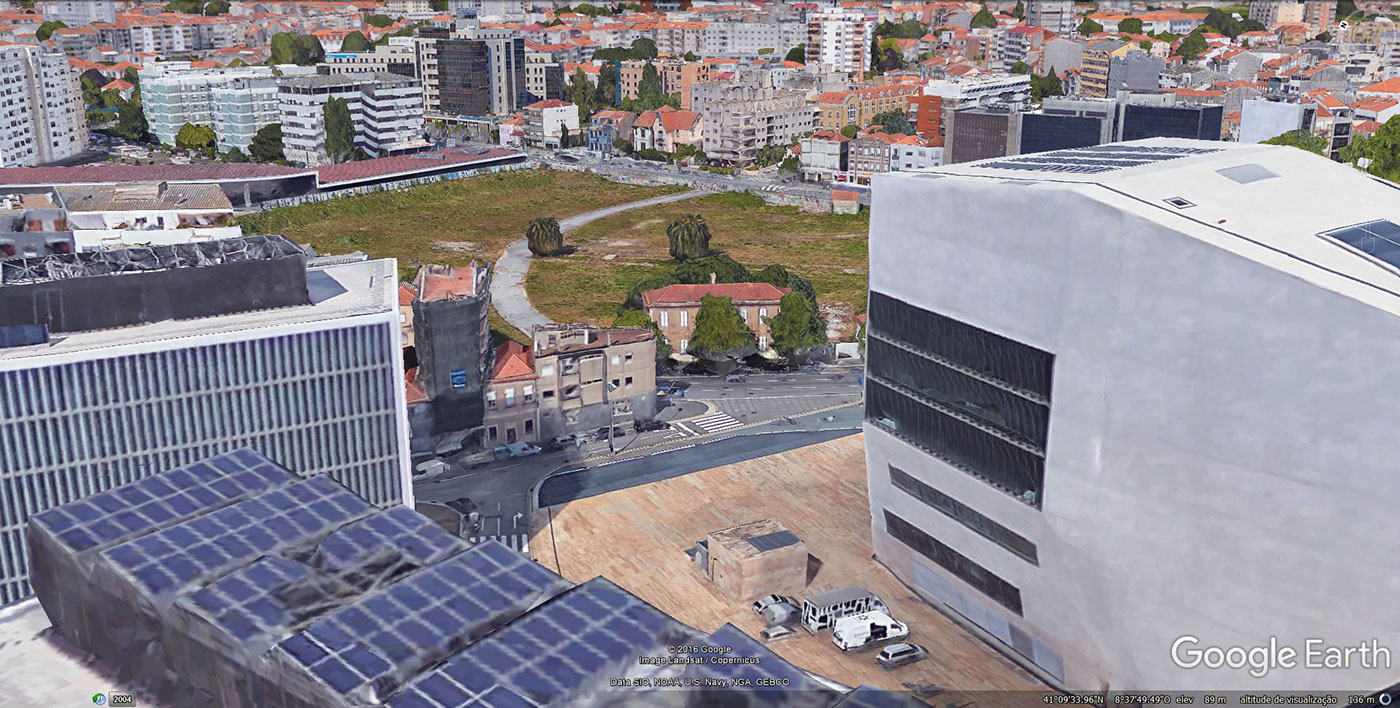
[675,411,746,436]
[757,184,784,192]
[468,534,530,554]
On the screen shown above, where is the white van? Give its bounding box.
[830,610,908,652]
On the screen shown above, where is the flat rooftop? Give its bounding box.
[0,599,156,707]
[529,434,1042,695]
[0,258,397,364]
[894,138,1400,316]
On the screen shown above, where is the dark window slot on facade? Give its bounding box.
[889,465,1039,565]
[884,508,1024,616]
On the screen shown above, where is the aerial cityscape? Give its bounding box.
[0,0,1397,706]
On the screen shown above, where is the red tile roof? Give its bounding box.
[1361,77,1400,94]
[491,340,536,382]
[642,282,789,307]
[526,99,574,109]
[398,283,417,307]
[405,368,428,405]
[315,147,521,186]
[831,189,861,201]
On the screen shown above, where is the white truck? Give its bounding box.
[830,610,908,652]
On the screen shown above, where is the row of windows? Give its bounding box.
[867,291,1054,399]
[884,508,1024,616]
[867,379,1045,507]
[888,465,1038,565]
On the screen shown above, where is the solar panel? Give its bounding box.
[1321,220,1400,271]
[679,623,826,693]
[747,530,801,553]
[982,145,1222,175]
[387,577,703,707]
[101,475,373,602]
[32,449,297,553]
[280,539,571,702]
[832,685,932,708]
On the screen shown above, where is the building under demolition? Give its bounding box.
[25,449,923,707]
[409,263,494,456]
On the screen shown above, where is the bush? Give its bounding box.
[674,254,751,284]
[666,214,712,261]
[526,216,565,256]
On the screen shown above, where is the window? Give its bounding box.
[624,353,633,363]
[884,509,1023,615]
[889,465,1038,564]
[660,310,669,327]
[680,310,688,327]
[542,390,555,400]
[524,419,534,434]
[611,355,620,365]
[486,390,497,409]
[523,385,534,403]
[758,336,767,349]
[759,307,768,318]
[679,339,688,352]
[504,388,515,407]
[488,425,498,441]
[540,365,554,377]
[625,376,633,386]
[740,308,748,322]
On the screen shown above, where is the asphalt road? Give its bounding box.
[535,428,859,508]
[489,189,708,332]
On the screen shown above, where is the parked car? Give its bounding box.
[752,594,798,616]
[493,442,541,459]
[412,459,448,479]
[760,625,797,643]
[876,642,928,670]
[724,374,745,383]
[551,433,589,449]
[634,419,668,433]
[831,610,908,652]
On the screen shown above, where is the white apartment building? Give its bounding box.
[1025,0,1075,37]
[324,39,418,77]
[702,20,806,58]
[0,44,86,167]
[90,15,236,54]
[140,65,282,151]
[806,8,874,79]
[866,139,1400,692]
[35,0,115,26]
[522,99,578,149]
[924,74,1033,105]
[694,71,815,164]
[278,72,427,166]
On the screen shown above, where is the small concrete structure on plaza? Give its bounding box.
[700,518,807,603]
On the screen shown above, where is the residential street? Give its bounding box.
[412,370,864,552]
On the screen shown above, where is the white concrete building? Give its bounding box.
[0,43,86,167]
[278,72,428,166]
[806,8,873,79]
[522,98,579,149]
[701,20,805,58]
[1025,0,1075,37]
[55,182,241,252]
[139,65,282,151]
[865,139,1400,692]
[35,0,115,26]
[0,253,412,607]
[924,74,1033,106]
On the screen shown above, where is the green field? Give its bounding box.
[525,192,870,337]
[236,169,685,277]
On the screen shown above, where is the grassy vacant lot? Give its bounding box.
[237,169,684,275]
[526,192,870,336]
[237,169,682,344]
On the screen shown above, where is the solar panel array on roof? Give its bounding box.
[389,577,704,707]
[982,145,1222,174]
[31,448,296,554]
[747,529,801,553]
[281,539,571,703]
[100,475,373,602]
[681,623,837,697]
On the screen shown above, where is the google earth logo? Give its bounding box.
[92,694,106,705]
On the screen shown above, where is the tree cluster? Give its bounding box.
[164,0,229,13]
[1174,30,1208,61]
[870,109,914,135]
[323,97,356,163]
[249,123,285,162]
[592,38,658,62]
[35,20,65,41]
[175,122,217,152]
[269,33,325,65]
[1341,117,1400,182]
[1202,8,1265,39]
[1030,71,1064,101]
[970,5,997,29]
[874,19,926,40]
[784,44,805,63]
[339,31,373,52]
[1261,129,1326,155]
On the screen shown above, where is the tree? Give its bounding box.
[175,122,216,151]
[269,33,325,65]
[323,97,355,163]
[766,291,825,351]
[1030,71,1064,101]
[35,20,66,41]
[1315,31,1333,42]
[620,272,680,312]
[1119,17,1144,34]
[123,66,140,87]
[687,294,755,359]
[113,99,149,141]
[1078,17,1103,35]
[784,44,805,63]
[637,62,662,103]
[871,109,914,135]
[340,31,373,52]
[222,146,249,162]
[630,37,657,60]
[755,143,788,167]
[364,14,395,27]
[566,68,594,113]
[1342,117,1400,182]
[430,0,449,10]
[80,76,100,106]
[1010,60,1031,74]
[684,51,699,61]
[1011,0,1024,19]
[613,137,633,154]
[249,123,285,162]
[1261,129,1326,155]
[674,254,751,284]
[165,0,202,11]
[753,264,818,312]
[204,0,230,13]
[1175,30,1208,60]
[667,214,712,261]
[526,216,565,256]
[970,5,997,29]
[779,155,799,174]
